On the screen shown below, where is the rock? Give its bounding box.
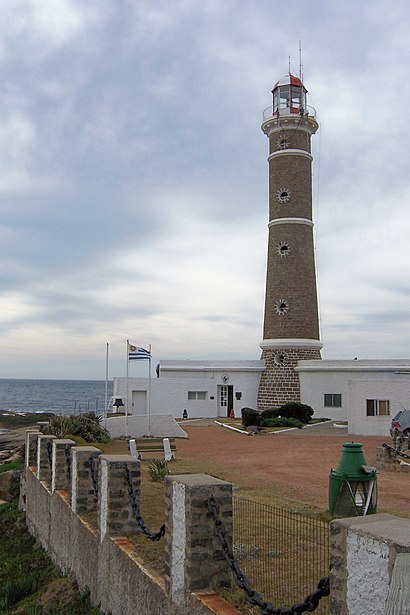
[0,448,20,463]
[0,469,21,501]
[246,425,262,434]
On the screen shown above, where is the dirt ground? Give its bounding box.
[176,422,410,518]
[3,418,408,517]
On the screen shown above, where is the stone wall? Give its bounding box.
[258,346,321,408]
[330,514,410,615]
[23,427,410,614]
[22,430,240,615]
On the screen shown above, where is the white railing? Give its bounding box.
[262,104,317,121]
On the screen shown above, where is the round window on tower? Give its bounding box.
[276,241,290,257]
[276,188,291,203]
[274,351,288,366]
[275,299,289,315]
[277,134,290,150]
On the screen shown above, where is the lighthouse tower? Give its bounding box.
[257,74,322,409]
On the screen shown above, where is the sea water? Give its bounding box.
[0,379,113,415]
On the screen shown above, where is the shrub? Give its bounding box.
[73,415,110,443]
[260,408,279,421]
[261,417,304,429]
[0,576,38,610]
[277,402,314,424]
[148,459,170,482]
[49,414,110,443]
[49,416,73,438]
[241,408,262,427]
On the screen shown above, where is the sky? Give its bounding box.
[1,0,410,380]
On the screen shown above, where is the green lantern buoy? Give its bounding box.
[329,442,377,517]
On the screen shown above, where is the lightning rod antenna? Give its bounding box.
[299,40,303,84]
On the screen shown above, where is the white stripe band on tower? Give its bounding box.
[260,338,323,350]
[268,217,314,228]
[268,149,313,162]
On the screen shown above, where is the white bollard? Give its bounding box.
[129,439,139,459]
[163,438,173,462]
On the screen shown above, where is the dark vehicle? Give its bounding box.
[390,409,410,436]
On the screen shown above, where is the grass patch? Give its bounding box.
[0,576,39,611]
[126,462,167,576]
[0,459,24,474]
[0,501,104,614]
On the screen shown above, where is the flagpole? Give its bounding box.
[148,344,152,437]
[104,342,109,429]
[125,339,129,439]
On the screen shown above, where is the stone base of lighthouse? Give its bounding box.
[257,343,322,410]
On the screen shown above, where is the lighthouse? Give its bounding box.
[257,74,322,409]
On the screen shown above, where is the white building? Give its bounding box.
[113,360,265,420]
[113,358,410,436]
[298,359,410,436]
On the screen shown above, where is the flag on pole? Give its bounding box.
[128,344,151,361]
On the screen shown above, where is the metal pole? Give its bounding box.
[148,344,152,437]
[125,339,129,439]
[104,342,109,429]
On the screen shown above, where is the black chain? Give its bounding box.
[124,465,165,541]
[383,443,410,460]
[208,496,330,615]
[65,447,71,481]
[46,441,53,468]
[89,455,99,496]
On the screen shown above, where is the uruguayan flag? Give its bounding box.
[128,345,151,360]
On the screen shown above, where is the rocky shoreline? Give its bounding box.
[0,426,27,504]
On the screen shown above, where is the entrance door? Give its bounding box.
[218,385,234,417]
[132,390,147,416]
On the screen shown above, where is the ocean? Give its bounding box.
[0,379,113,415]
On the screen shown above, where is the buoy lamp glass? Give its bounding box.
[329,442,377,517]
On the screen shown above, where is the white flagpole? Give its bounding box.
[104,342,109,429]
[148,344,152,437]
[125,339,129,439]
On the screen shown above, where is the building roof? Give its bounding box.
[159,359,265,373]
[296,359,410,374]
[272,74,305,90]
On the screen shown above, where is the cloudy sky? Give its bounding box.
[1,0,410,380]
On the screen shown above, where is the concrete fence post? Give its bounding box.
[25,430,42,468]
[164,473,233,607]
[330,513,410,615]
[51,439,76,493]
[71,446,101,515]
[36,435,57,482]
[98,455,141,543]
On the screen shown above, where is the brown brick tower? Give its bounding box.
[257,74,322,409]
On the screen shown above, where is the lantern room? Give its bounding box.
[272,74,307,117]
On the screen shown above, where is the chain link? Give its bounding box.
[124,465,165,541]
[65,447,71,481]
[89,455,99,496]
[208,496,330,615]
[383,443,410,461]
[46,441,53,468]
